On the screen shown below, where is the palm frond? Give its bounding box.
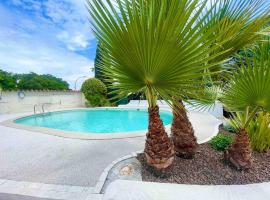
[227,111,246,130]
[221,39,270,112]
[187,85,223,111]
[204,0,270,62]
[87,0,270,108]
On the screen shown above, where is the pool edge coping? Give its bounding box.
[0,107,172,140]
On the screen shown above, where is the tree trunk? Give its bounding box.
[144,105,175,171]
[171,100,198,158]
[224,128,252,170]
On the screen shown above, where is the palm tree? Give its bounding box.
[221,40,270,170]
[87,0,248,171]
[171,0,270,159]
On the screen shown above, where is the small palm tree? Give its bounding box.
[222,40,270,170]
[171,0,270,158]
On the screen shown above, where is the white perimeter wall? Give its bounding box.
[0,91,86,114]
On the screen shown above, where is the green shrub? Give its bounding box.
[209,134,233,151]
[248,112,270,152]
[223,123,237,133]
[81,78,110,107]
[228,112,270,152]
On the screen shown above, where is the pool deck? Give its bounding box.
[0,108,221,199]
[0,112,144,199]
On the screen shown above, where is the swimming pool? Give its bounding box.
[14,109,172,135]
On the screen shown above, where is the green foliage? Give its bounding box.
[85,97,111,107]
[209,134,234,151]
[213,42,270,163]
[81,78,107,95]
[118,97,129,105]
[180,1,270,110]
[248,112,270,152]
[228,111,270,152]
[222,40,270,114]
[87,0,270,108]
[0,70,17,90]
[81,78,110,107]
[17,73,69,90]
[204,0,270,64]
[223,124,237,133]
[227,112,246,130]
[94,42,122,105]
[0,70,69,90]
[94,42,105,82]
[87,0,229,107]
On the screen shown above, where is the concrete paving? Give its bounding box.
[0,113,145,187]
[0,193,103,200]
[0,179,95,200]
[104,180,270,200]
[0,193,53,200]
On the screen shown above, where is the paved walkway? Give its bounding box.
[0,179,103,200]
[104,180,270,200]
[0,112,144,199]
[0,193,53,200]
[0,113,144,187]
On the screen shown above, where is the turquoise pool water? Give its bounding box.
[15,109,173,134]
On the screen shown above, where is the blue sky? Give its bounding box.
[0,0,96,89]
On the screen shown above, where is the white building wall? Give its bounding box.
[0,91,86,114]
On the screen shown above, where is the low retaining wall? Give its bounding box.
[0,91,86,114]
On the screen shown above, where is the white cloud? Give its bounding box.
[57,31,90,51]
[43,0,94,51]
[11,0,42,10]
[0,25,94,88]
[1,0,95,51]
[0,1,96,89]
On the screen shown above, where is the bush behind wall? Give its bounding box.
[81,78,111,107]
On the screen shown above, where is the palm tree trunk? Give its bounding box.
[144,105,175,171]
[224,128,252,170]
[171,100,198,158]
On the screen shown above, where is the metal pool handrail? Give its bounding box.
[34,101,61,114]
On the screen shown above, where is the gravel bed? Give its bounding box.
[137,128,270,185]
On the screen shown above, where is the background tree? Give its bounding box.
[81,78,110,107]
[0,70,69,90]
[0,69,17,90]
[17,73,69,90]
[94,42,130,105]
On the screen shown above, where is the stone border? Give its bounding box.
[93,150,143,194]
[0,107,172,140]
